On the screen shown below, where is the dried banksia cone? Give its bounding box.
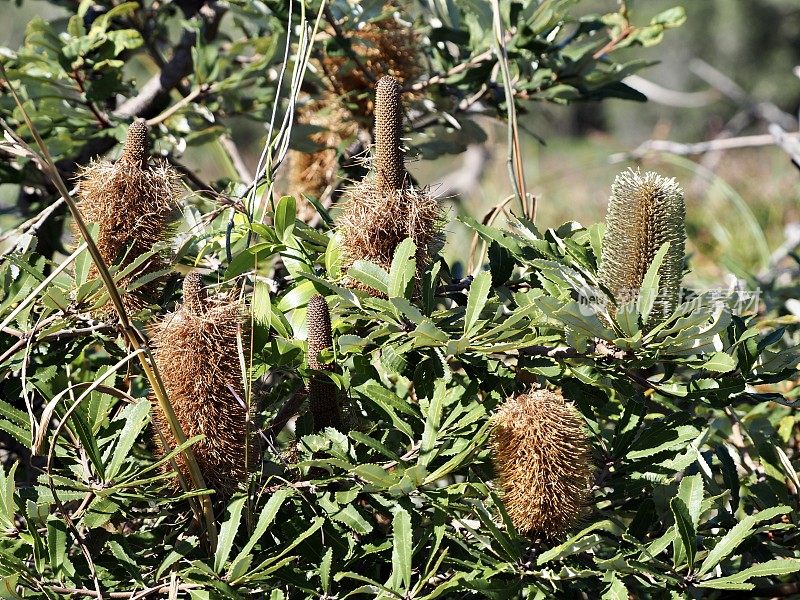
[320,7,421,117]
[150,274,256,494]
[75,119,180,314]
[598,169,686,325]
[491,390,592,538]
[337,77,443,292]
[288,99,359,215]
[374,76,404,193]
[306,295,343,431]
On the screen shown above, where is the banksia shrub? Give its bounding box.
[75,120,180,313]
[491,389,592,537]
[598,169,686,325]
[150,273,256,494]
[306,294,343,431]
[337,76,443,291]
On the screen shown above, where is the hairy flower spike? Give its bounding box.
[336,76,444,294]
[491,390,592,537]
[306,294,343,431]
[150,286,256,495]
[75,120,180,314]
[374,76,405,193]
[598,169,686,326]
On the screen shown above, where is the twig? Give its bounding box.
[608,132,800,163]
[490,0,529,219]
[622,75,717,108]
[145,84,210,127]
[768,123,800,171]
[41,584,201,599]
[408,49,493,92]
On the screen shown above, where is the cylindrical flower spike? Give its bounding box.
[374,76,405,194]
[491,390,593,537]
[306,294,343,431]
[150,274,256,495]
[336,76,444,294]
[598,168,686,326]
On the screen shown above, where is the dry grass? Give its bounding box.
[150,274,256,495]
[491,389,593,537]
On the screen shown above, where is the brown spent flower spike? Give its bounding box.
[75,119,180,314]
[150,274,256,495]
[374,76,405,193]
[491,390,593,537]
[337,76,444,292]
[306,294,343,431]
[319,8,421,117]
[288,99,359,216]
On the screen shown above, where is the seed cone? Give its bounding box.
[337,77,443,293]
[75,119,180,314]
[598,169,686,326]
[374,76,404,193]
[306,294,343,431]
[150,274,256,495]
[491,390,593,537]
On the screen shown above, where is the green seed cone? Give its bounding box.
[598,168,686,326]
[307,294,343,431]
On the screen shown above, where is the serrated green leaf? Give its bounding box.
[390,508,412,591]
[214,495,247,573]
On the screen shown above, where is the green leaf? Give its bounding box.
[252,278,272,349]
[275,195,296,242]
[230,488,294,573]
[677,474,704,527]
[601,573,628,600]
[46,516,68,579]
[105,399,150,481]
[639,241,669,324]
[214,495,247,573]
[670,497,696,569]
[390,508,412,591]
[702,351,737,373]
[418,381,445,468]
[464,270,491,336]
[699,559,800,589]
[320,547,333,594]
[388,238,417,299]
[698,505,791,575]
[348,261,389,296]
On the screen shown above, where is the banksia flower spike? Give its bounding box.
[337,76,443,293]
[75,119,180,314]
[320,7,421,117]
[598,169,686,326]
[150,273,256,495]
[491,390,593,538]
[306,294,343,431]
